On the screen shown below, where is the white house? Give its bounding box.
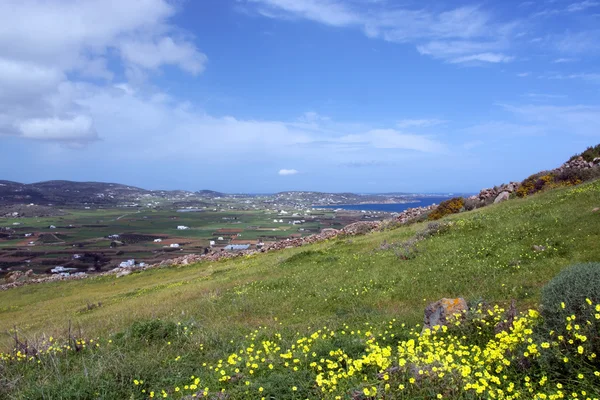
[177,225,189,230]
[170,243,180,248]
[49,225,56,229]
[209,240,215,246]
[51,266,77,274]
[119,259,135,268]
[153,238,163,243]
[24,233,33,237]
[279,219,283,223]
[273,219,278,223]
[217,236,224,241]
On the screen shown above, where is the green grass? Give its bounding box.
[1,180,600,398]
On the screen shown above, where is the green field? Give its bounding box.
[0,208,339,273]
[1,180,599,399]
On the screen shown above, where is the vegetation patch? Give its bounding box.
[571,144,600,162]
[428,197,464,220]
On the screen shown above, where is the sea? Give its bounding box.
[315,196,453,213]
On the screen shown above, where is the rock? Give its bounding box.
[494,191,510,204]
[532,245,547,252]
[5,271,24,283]
[116,270,132,278]
[593,157,600,165]
[25,269,34,277]
[592,207,600,212]
[424,298,468,331]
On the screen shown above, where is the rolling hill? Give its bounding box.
[1,174,600,399]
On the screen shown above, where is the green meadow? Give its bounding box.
[1,180,600,399]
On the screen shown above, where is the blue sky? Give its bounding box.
[0,0,599,193]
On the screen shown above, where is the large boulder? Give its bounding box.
[424,298,468,331]
[494,191,510,204]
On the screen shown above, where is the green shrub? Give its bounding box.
[463,197,482,211]
[428,197,464,220]
[540,263,600,336]
[516,172,553,197]
[570,144,600,162]
[556,168,584,185]
[129,319,178,342]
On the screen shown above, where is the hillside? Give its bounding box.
[0,180,154,206]
[1,177,600,399]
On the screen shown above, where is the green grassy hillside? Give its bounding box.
[1,180,600,399]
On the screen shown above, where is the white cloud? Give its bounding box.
[553,58,577,63]
[545,72,600,83]
[17,115,97,143]
[249,0,359,27]
[517,72,531,77]
[279,169,299,175]
[566,1,600,12]
[501,104,600,137]
[335,130,445,152]
[396,119,445,129]
[522,92,567,100]
[245,2,517,64]
[0,0,206,146]
[554,31,600,55]
[449,52,514,64]
[119,37,207,75]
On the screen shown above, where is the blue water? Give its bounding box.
[315,197,452,213]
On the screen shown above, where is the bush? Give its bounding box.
[463,197,482,211]
[556,168,584,185]
[415,221,451,240]
[516,172,557,198]
[540,263,600,336]
[428,197,464,220]
[129,319,178,342]
[570,144,600,162]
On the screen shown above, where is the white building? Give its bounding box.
[177,225,189,230]
[49,225,56,229]
[170,243,180,248]
[217,236,224,241]
[209,240,215,246]
[153,238,163,243]
[119,259,135,268]
[51,266,77,274]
